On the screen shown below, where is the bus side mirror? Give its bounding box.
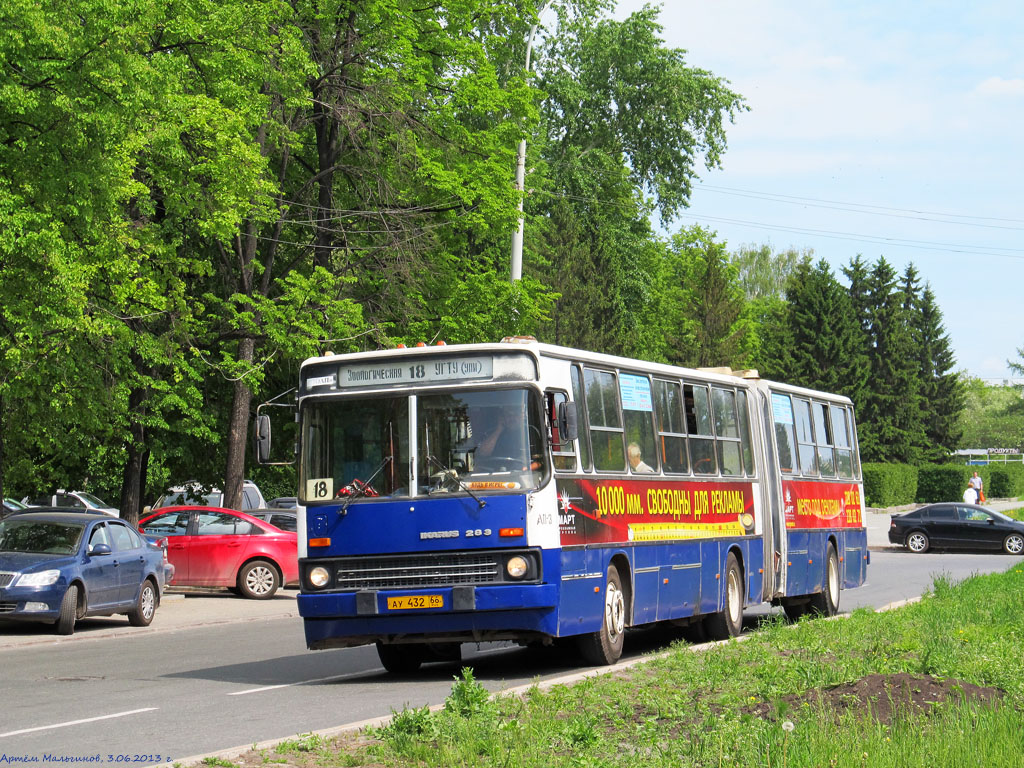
[255,413,272,464]
[557,401,578,442]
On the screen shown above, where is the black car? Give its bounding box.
[888,503,1024,555]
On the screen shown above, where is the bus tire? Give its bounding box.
[808,543,840,616]
[578,565,626,665]
[704,553,743,640]
[376,641,424,674]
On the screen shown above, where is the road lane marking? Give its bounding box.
[228,669,382,695]
[0,708,158,738]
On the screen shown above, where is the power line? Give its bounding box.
[697,184,1024,227]
[685,213,1024,261]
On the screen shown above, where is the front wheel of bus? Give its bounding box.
[578,566,626,665]
[376,641,424,674]
[704,553,743,640]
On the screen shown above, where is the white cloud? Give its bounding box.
[974,76,1024,97]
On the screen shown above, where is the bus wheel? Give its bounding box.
[578,566,626,665]
[376,641,424,674]
[808,544,841,616]
[704,553,743,640]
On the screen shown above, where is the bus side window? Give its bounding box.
[654,379,689,474]
[585,368,626,472]
[571,365,592,471]
[813,401,836,477]
[684,383,716,475]
[712,387,742,476]
[771,392,797,474]
[830,403,854,479]
[736,389,755,475]
[620,372,658,474]
[547,390,577,471]
[794,398,818,476]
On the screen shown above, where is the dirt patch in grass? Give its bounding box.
[745,672,1005,725]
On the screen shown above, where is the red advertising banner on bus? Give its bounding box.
[555,478,756,546]
[781,478,863,530]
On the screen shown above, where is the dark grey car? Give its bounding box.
[888,503,1024,554]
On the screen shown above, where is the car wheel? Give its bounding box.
[376,641,425,674]
[807,544,841,616]
[578,565,626,665]
[55,584,79,636]
[237,559,280,599]
[1003,533,1024,555]
[705,552,744,640]
[128,580,158,627]
[906,531,930,553]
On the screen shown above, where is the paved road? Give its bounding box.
[1,507,1021,766]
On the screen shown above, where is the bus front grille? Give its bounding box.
[333,553,501,590]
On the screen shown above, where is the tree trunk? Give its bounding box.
[223,336,256,510]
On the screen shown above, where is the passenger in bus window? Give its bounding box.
[628,442,655,473]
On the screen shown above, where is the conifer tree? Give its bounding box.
[862,258,926,463]
[785,258,868,400]
[909,276,965,460]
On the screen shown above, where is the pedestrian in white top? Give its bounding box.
[963,486,978,504]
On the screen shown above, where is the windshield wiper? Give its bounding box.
[339,455,392,514]
[425,454,487,509]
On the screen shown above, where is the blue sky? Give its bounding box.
[611,1,1024,379]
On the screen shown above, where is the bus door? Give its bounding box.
[760,391,787,597]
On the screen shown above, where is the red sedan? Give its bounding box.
[138,506,298,599]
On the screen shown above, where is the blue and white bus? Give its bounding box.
[256,337,868,672]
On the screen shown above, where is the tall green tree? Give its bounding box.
[660,226,753,369]
[783,258,868,398]
[530,2,746,358]
[901,265,964,460]
[860,258,925,463]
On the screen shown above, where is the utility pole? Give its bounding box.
[510,0,553,282]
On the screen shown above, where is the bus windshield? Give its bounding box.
[301,388,545,502]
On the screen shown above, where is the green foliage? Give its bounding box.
[444,667,493,718]
[957,377,1024,450]
[309,566,1024,768]
[988,466,1024,498]
[862,462,918,507]
[658,225,754,368]
[531,4,746,360]
[730,243,807,301]
[915,464,970,504]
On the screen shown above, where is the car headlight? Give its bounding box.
[506,556,528,579]
[309,566,330,588]
[16,570,61,587]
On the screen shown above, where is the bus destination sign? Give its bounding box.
[336,356,493,388]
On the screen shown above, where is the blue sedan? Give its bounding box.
[0,512,173,634]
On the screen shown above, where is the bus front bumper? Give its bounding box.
[297,583,559,649]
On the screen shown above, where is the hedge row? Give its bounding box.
[862,463,918,507]
[862,462,1024,507]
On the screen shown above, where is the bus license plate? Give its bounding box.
[387,594,443,610]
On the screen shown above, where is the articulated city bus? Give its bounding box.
[256,337,868,672]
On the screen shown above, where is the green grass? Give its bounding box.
[248,564,1024,768]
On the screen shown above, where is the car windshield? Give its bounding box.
[300,387,546,502]
[0,519,85,554]
[76,492,110,507]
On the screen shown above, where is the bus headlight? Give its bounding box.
[506,556,528,579]
[309,566,330,588]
